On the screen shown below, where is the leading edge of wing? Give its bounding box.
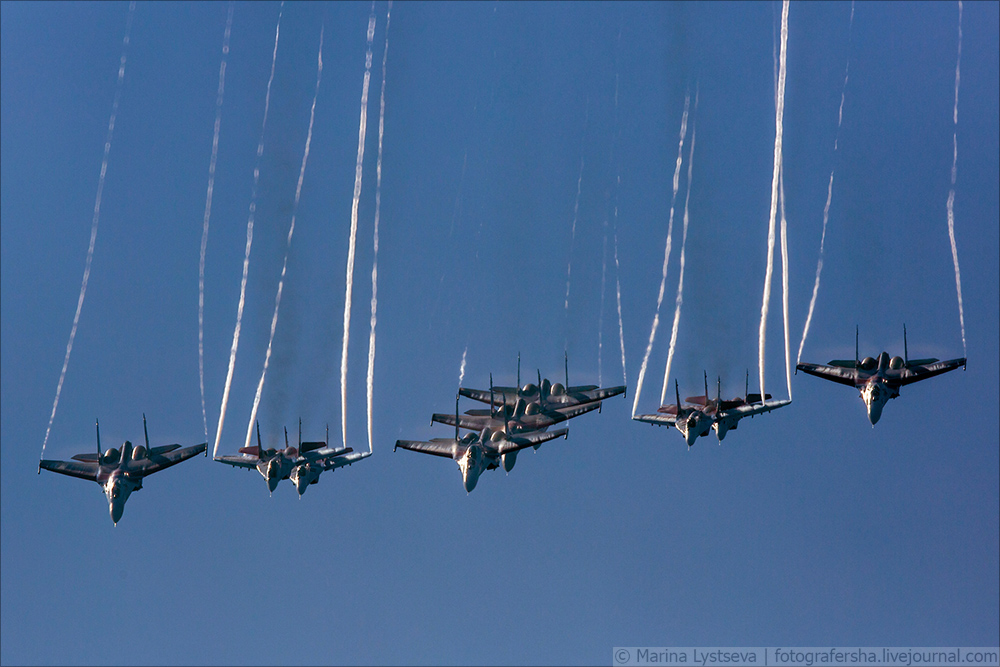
[39,459,100,482]
[795,362,859,387]
[394,439,465,460]
[497,428,568,454]
[141,442,207,475]
[893,357,967,386]
[632,413,678,426]
[724,398,791,418]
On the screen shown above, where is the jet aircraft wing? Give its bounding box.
[632,412,679,426]
[320,450,371,470]
[394,438,467,460]
[215,453,259,470]
[38,459,100,482]
[495,428,568,454]
[137,443,206,475]
[887,357,966,387]
[795,362,860,387]
[722,398,791,418]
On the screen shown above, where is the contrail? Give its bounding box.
[798,1,853,365]
[612,210,627,385]
[458,345,468,387]
[610,31,627,386]
[341,8,376,449]
[199,2,234,443]
[244,24,324,451]
[758,0,788,401]
[563,101,588,316]
[631,93,689,417]
[367,1,391,456]
[214,2,283,459]
[779,162,792,398]
[42,1,135,460]
[947,0,966,357]
[598,223,608,385]
[660,111,697,406]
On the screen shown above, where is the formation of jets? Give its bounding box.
[633,372,791,447]
[38,333,965,522]
[395,355,624,492]
[215,420,370,495]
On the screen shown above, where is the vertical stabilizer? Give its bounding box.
[143,413,150,449]
[96,419,102,457]
[675,379,682,413]
[904,324,909,366]
[855,325,860,369]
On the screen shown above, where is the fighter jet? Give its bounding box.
[460,353,625,411]
[215,420,370,495]
[633,373,791,447]
[38,415,206,525]
[796,326,966,425]
[395,399,569,491]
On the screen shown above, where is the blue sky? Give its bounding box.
[2,2,997,665]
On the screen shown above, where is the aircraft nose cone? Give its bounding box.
[110,501,124,525]
[268,475,281,493]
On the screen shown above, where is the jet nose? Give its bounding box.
[268,475,281,494]
[110,501,124,525]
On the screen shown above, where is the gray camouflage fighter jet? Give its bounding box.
[460,354,625,410]
[215,421,370,495]
[633,373,791,447]
[395,403,569,491]
[796,326,966,425]
[38,415,206,525]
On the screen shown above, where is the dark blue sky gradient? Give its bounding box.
[2,2,997,664]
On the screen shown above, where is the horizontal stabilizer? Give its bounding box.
[238,445,261,457]
[828,360,857,368]
[657,405,679,415]
[745,393,773,403]
[685,395,709,406]
[72,452,101,462]
[906,358,939,367]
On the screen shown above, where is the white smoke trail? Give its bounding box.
[367,1,391,456]
[214,2,283,458]
[199,2,234,443]
[660,116,697,405]
[947,1,966,357]
[244,25,324,451]
[598,224,608,385]
[612,210,627,385]
[563,102,588,317]
[757,0,788,401]
[779,163,792,398]
[610,34,627,385]
[631,93,689,416]
[42,2,135,460]
[458,345,468,387]
[340,10,376,449]
[797,1,853,365]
